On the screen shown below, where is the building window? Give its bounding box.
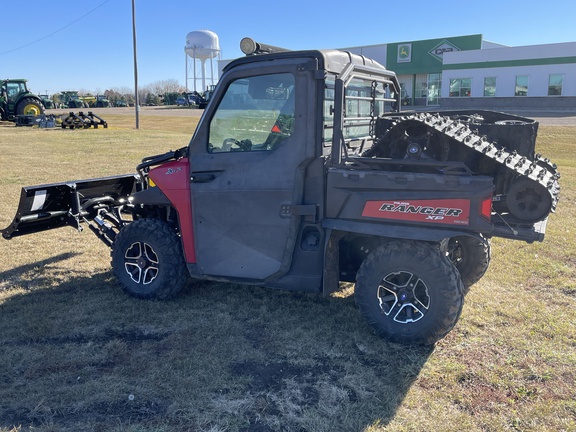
[449,78,471,97]
[548,74,563,96]
[415,74,428,98]
[416,82,427,98]
[515,75,528,96]
[484,77,496,97]
[427,73,442,105]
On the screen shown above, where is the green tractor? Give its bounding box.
[0,79,45,121]
[39,94,55,109]
[94,94,110,108]
[59,91,87,109]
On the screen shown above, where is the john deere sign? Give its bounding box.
[387,35,482,74]
[397,44,412,63]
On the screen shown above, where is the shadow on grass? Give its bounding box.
[0,268,433,432]
[0,252,81,285]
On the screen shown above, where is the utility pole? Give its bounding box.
[131,0,140,129]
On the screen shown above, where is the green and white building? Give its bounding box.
[343,34,576,110]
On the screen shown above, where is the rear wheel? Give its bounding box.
[16,97,44,116]
[446,235,491,290]
[112,218,188,299]
[355,241,464,345]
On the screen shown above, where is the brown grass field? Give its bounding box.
[0,109,574,431]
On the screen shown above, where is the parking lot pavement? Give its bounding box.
[510,111,576,127]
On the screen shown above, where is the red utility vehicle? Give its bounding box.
[2,38,559,345]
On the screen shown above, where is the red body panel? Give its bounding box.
[149,159,196,263]
[362,198,471,226]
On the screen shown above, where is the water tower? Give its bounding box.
[185,30,221,93]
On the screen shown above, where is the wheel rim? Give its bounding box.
[508,186,547,219]
[23,104,42,116]
[506,178,552,221]
[377,271,430,323]
[124,241,159,285]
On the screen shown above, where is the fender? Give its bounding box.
[148,159,196,263]
[130,186,171,206]
[16,95,44,108]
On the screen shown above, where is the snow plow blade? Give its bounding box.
[2,174,138,240]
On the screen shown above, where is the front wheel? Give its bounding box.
[355,241,464,345]
[111,218,188,299]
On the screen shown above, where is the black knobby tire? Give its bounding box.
[355,241,464,345]
[111,218,188,300]
[16,97,45,116]
[506,177,552,222]
[447,235,491,290]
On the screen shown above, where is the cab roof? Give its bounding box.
[223,49,391,77]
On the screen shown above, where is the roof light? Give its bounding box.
[240,37,290,56]
[240,37,258,55]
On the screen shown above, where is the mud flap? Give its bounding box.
[2,174,138,239]
[322,229,345,296]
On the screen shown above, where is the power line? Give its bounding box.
[0,0,112,56]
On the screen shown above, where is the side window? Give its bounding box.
[323,75,335,144]
[208,73,295,153]
[6,83,23,102]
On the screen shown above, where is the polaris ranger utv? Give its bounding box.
[2,38,560,345]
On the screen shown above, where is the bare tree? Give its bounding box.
[147,79,185,95]
[107,86,136,105]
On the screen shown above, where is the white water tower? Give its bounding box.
[185,30,221,93]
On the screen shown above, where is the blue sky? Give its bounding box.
[1,0,575,95]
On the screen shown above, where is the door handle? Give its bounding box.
[190,173,215,183]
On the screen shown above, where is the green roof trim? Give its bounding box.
[443,56,576,70]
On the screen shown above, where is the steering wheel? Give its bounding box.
[222,137,252,152]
